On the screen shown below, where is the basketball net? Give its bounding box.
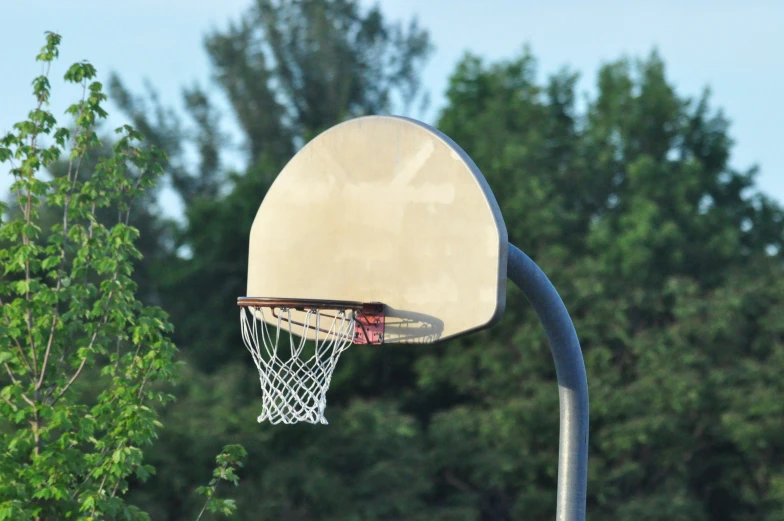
[240,306,355,424]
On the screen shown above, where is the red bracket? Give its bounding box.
[354,303,384,345]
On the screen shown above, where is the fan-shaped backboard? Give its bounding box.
[245,115,508,343]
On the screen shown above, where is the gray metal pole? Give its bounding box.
[506,244,589,521]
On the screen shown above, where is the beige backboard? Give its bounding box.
[245,115,508,343]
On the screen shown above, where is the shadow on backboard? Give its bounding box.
[382,307,444,344]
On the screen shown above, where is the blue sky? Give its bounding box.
[2,0,782,210]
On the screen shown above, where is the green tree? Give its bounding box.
[424,49,784,520]
[0,34,179,520]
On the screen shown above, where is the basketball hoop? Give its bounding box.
[237,298,384,424]
[236,116,588,521]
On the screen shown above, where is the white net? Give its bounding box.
[240,305,355,424]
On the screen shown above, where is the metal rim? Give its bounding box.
[237,296,365,310]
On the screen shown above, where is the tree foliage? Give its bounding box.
[431,50,784,520]
[195,444,247,520]
[0,33,179,520]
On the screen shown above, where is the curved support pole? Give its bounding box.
[507,244,589,521]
